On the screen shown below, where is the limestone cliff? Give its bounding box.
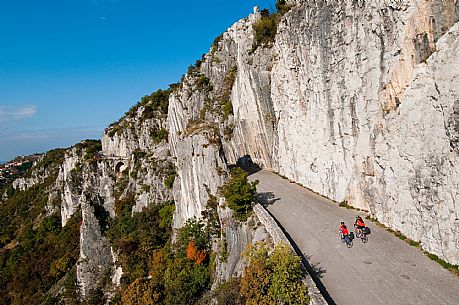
[269,0,459,264]
[168,0,458,265]
[49,97,176,298]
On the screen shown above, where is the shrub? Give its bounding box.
[176,219,210,254]
[106,201,171,285]
[121,278,161,305]
[186,240,207,265]
[223,100,233,119]
[80,139,102,161]
[253,13,279,46]
[195,75,211,90]
[253,0,292,48]
[214,278,244,305]
[212,33,223,50]
[0,206,81,305]
[220,66,237,119]
[164,173,176,189]
[221,167,258,221]
[276,0,292,15]
[106,87,173,137]
[163,258,211,305]
[107,124,123,137]
[151,128,168,144]
[140,184,150,193]
[241,242,309,305]
[159,201,175,229]
[142,105,155,120]
[163,219,212,304]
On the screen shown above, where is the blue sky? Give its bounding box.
[0,0,276,161]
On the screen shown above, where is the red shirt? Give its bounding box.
[356,219,365,227]
[340,225,349,235]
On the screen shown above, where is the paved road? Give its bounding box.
[249,170,459,305]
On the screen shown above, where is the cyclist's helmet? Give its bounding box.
[355,215,360,219]
[340,221,345,225]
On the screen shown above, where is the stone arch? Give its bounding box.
[115,161,126,174]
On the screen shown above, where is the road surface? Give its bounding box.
[249,170,459,305]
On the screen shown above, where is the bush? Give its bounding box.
[221,167,258,221]
[163,219,212,304]
[79,139,102,161]
[253,0,292,48]
[223,100,233,119]
[253,13,279,46]
[0,207,81,305]
[106,87,173,137]
[164,258,211,305]
[106,201,171,285]
[241,242,310,305]
[220,66,237,119]
[121,278,161,305]
[212,33,223,50]
[214,278,244,305]
[176,219,210,254]
[159,201,175,229]
[151,128,168,144]
[276,0,292,15]
[164,173,176,189]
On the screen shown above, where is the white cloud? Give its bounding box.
[0,105,38,123]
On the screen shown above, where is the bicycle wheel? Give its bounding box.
[345,237,353,248]
[361,235,368,243]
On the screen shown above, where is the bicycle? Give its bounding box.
[341,233,353,248]
[355,227,368,243]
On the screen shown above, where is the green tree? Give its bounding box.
[241,242,310,305]
[221,167,258,221]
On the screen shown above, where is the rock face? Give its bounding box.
[268,0,459,264]
[165,0,459,265]
[167,73,228,228]
[53,102,175,296]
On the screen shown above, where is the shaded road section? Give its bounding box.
[249,170,459,305]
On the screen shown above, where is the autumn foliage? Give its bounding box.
[186,240,207,265]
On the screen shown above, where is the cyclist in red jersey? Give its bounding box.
[354,215,366,236]
[339,221,349,241]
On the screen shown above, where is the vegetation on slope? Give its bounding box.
[107,88,173,138]
[108,216,215,305]
[221,167,258,221]
[241,242,309,304]
[253,0,293,48]
[0,149,83,305]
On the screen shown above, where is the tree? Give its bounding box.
[241,242,310,305]
[221,167,258,221]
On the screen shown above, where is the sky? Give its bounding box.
[0,0,276,162]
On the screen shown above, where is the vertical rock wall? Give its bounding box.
[167,76,227,228]
[270,0,459,264]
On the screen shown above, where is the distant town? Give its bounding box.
[0,154,42,187]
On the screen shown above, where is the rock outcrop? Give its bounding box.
[52,101,176,296]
